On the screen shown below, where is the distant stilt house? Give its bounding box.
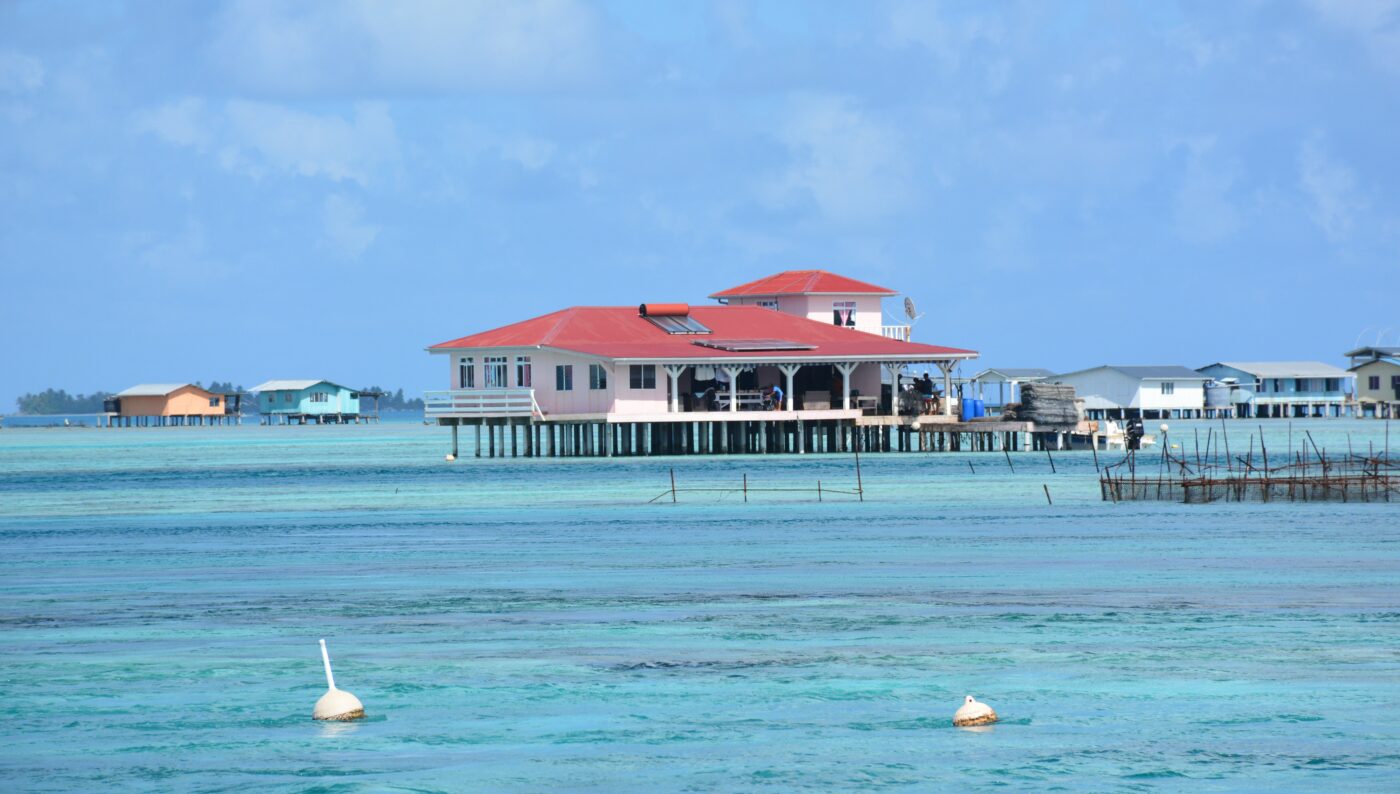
[417,269,1072,459]
[250,380,376,424]
[1346,347,1400,418]
[1051,366,1208,421]
[1195,362,1354,418]
[102,383,241,427]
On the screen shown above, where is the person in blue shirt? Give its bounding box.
[769,384,784,411]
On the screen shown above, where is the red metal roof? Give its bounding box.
[709,269,897,299]
[428,305,975,360]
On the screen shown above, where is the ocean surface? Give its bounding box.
[1,418,1397,791]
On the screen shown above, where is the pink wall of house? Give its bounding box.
[444,349,886,415]
[723,294,885,335]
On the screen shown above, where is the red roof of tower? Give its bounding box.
[709,269,897,299]
[428,305,975,361]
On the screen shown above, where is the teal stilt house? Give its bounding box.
[251,380,374,425]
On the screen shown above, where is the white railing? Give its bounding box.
[424,389,542,419]
[881,324,911,342]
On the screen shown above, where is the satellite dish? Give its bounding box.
[904,297,917,320]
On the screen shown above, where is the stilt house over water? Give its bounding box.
[424,270,984,457]
[102,383,241,427]
[250,380,374,425]
[1347,346,1400,418]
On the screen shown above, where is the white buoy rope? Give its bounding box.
[953,695,998,727]
[313,639,366,721]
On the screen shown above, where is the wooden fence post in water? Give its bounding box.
[1043,484,1053,505]
[670,467,677,503]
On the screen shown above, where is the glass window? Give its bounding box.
[833,300,856,327]
[1254,378,1264,392]
[485,356,507,388]
[1294,378,1309,391]
[209,397,220,407]
[1160,381,1175,395]
[458,357,474,389]
[1392,375,1400,388]
[1370,375,1381,389]
[1325,377,1339,391]
[284,392,293,403]
[589,364,607,390]
[629,364,656,389]
[556,364,573,391]
[757,299,779,310]
[1273,378,1282,392]
[516,356,532,387]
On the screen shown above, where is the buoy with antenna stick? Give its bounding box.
[313,639,366,721]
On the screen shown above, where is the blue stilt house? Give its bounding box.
[251,380,371,424]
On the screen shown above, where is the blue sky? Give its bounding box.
[2,1,1398,407]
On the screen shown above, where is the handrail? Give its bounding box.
[881,324,911,342]
[424,389,542,419]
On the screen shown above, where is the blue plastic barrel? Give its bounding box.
[974,399,986,418]
[960,399,975,421]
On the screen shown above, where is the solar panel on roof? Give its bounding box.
[645,315,711,334]
[692,339,816,352]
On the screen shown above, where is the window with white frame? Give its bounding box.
[516,356,532,387]
[458,357,475,388]
[757,299,779,310]
[589,364,607,390]
[832,300,856,327]
[1294,378,1310,392]
[629,364,656,389]
[1160,381,1175,395]
[556,364,573,391]
[485,356,507,388]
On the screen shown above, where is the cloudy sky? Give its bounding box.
[2,1,1397,405]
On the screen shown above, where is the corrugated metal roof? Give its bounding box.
[1206,361,1353,378]
[973,367,1055,379]
[428,305,976,361]
[1109,366,1208,379]
[1055,365,1207,381]
[249,379,348,393]
[1344,346,1400,358]
[709,270,897,298]
[115,383,196,397]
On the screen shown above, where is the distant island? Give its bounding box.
[13,384,425,415]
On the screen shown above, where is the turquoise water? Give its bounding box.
[1,420,1397,791]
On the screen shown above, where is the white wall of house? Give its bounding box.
[1137,379,1206,412]
[1055,368,1206,413]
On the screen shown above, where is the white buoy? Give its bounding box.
[313,639,365,721]
[953,695,998,727]
[445,454,456,462]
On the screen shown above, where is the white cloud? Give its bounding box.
[132,97,212,149]
[210,0,601,94]
[222,101,397,184]
[886,1,1004,72]
[134,219,228,277]
[0,51,44,93]
[1307,0,1400,75]
[134,99,399,185]
[1174,138,1240,244]
[321,194,380,260]
[762,95,912,223]
[499,137,557,171]
[1299,136,1361,241]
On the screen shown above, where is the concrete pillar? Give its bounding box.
[836,362,858,410]
[778,364,800,412]
[938,360,955,416]
[723,366,741,412]
[665,365,686,413]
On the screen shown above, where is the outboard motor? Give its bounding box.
[1125,417,1145,450]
